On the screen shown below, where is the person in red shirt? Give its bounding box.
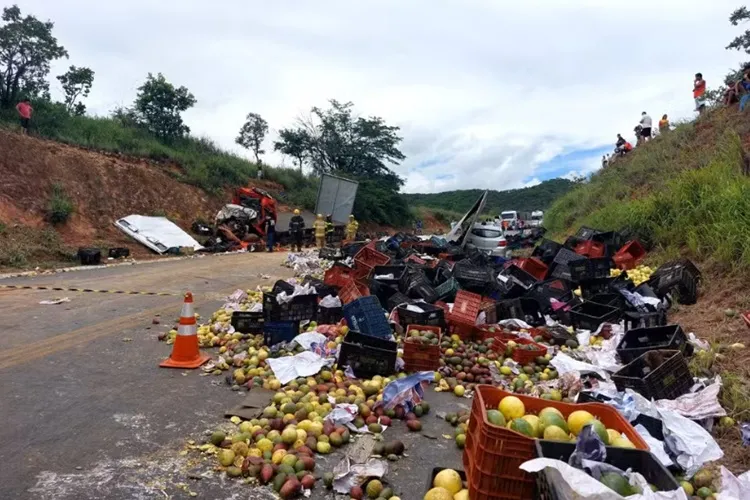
[693,73,706,115]
[16,98,32,135]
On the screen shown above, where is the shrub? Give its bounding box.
[47,183,74,224]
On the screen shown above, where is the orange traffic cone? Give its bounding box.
[160,292,210,369]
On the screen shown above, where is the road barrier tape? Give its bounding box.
[0,284,176,296]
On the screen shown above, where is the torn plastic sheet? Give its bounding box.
[379,372,433,411]
[687,332,710,351]
[320,295,342,308]
[654,378,725,420]
[293,332,328,350]
[520,458,688,500]
[550,352,610,379]
[742,422,750,447]
[635,424,673,467]
[324,403,387,434]
[717,466,750,500]
[658,407,723,476]
[275,283,318,304]
[266,351,330,384]
[39,297,70,305]
[332,456,388,494]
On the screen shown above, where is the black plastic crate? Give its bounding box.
[303,277,337,299]
[623,310,667,331]
[496,297,545,326]
[650,260,700,305]
[387,292,412,310]
[535,440,678,500]
[399,267,428,293]
[554,247,586,265]
[569,301,620,331]
[337,330,397,378]
[589,292,627,311]
[532,239,564,264]
[408,281,438,303]
[108,247,130,259]
[231,311,264,334]
[568,257,613,283]
[369,278,399,308]
[551,292,583,326]
[424,468,467,497]
[343,296,392,339]
[528,279,571,313]
[616,324,689,364]
[78,247,101,266]
[317,305,343,325]
[613,350,693,400]
[575,226,601,241]
[396,302,445,328]
[435,277,460,302]
[263,320,299,347]
[580,277,617,300]
[592,230,624,256]
[263,293,318,322]
[453,261,492,293]
[271,279,295,295]
[372,265,406,286]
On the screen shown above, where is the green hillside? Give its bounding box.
[402,178,577,215]
[545,109,750,269]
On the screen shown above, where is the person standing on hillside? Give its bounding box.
[289,209,305,252]
[346,215,359,241]
[325,215,334,245]
[16,98,32,135]
[639,112,652,143]
[694,73,707,114]
[659,114,670,134]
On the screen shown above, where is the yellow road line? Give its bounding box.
[0,284,176,296]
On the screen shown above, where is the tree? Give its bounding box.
[133,73,196,140]
[273,128,309,172]
[276,100,405,184]
[235,112,268,164]
[56,65,94,115]
[0,5,68,107]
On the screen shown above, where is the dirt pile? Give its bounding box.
[0,130,230,257]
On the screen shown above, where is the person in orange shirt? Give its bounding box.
[693,73,706,114]
[15,97,32,135]
[658,114,670,134]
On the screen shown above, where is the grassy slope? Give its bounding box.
[0,102,319,210]
[546,109,750,270]
[402,178,576,215]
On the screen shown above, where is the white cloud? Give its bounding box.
[14,0,748,192]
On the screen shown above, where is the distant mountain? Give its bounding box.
[402,178,577,215]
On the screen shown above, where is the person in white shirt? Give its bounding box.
[639,112,652,142]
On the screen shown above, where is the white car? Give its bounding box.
[466,223,512,258]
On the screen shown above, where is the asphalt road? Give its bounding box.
[0,252,464,500]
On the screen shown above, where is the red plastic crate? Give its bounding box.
[338,281,362,305]
[613,240,646,270]
[518,257,549,281]
[491,337,548,364]
[352,263,373,281]
[476,324,519,342]
[446,315,476,340]
[452,290,482,324]
[324,265,354,288]
[354,279,370,297]
[574,240,605,258]
[463,385,648,500]
[434,301,450,313]
[403,324,442,372]
[354,246,390,269]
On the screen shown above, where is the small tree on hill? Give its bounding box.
[274,128,309,172]
[236,112,268,164]
[56,65,94,115]
[0,5,68,107]
[133,73,196,141]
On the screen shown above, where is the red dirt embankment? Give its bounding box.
[0,131,232,252]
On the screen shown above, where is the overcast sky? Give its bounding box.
[14,0,749,193]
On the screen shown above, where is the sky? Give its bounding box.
[13,0,749,193]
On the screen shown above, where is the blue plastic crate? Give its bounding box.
[263,320,299,347]
[343,296,392,339]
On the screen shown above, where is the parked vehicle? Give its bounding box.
[529,210,544,227]
[466,223,512,258]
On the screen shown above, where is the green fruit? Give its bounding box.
[366,479,383,498]
[381,487,394,498]
[543,425,569,441]
[696,487,713,498]
[600,472,634,496]
[373,442,386,456]
[273,472,287,492]
[210,431,226,446]
[509,418,534,437]
[226,466,242,478]
[323,472,334,489]
[368,423,383,433]
[455,434,466,448]
[565,339,578,348]
[587,420,609,445]
[279,464,295,476]
[486,409,506,427]
[539,413,568,434]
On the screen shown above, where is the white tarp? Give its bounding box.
[114,215,203,254]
